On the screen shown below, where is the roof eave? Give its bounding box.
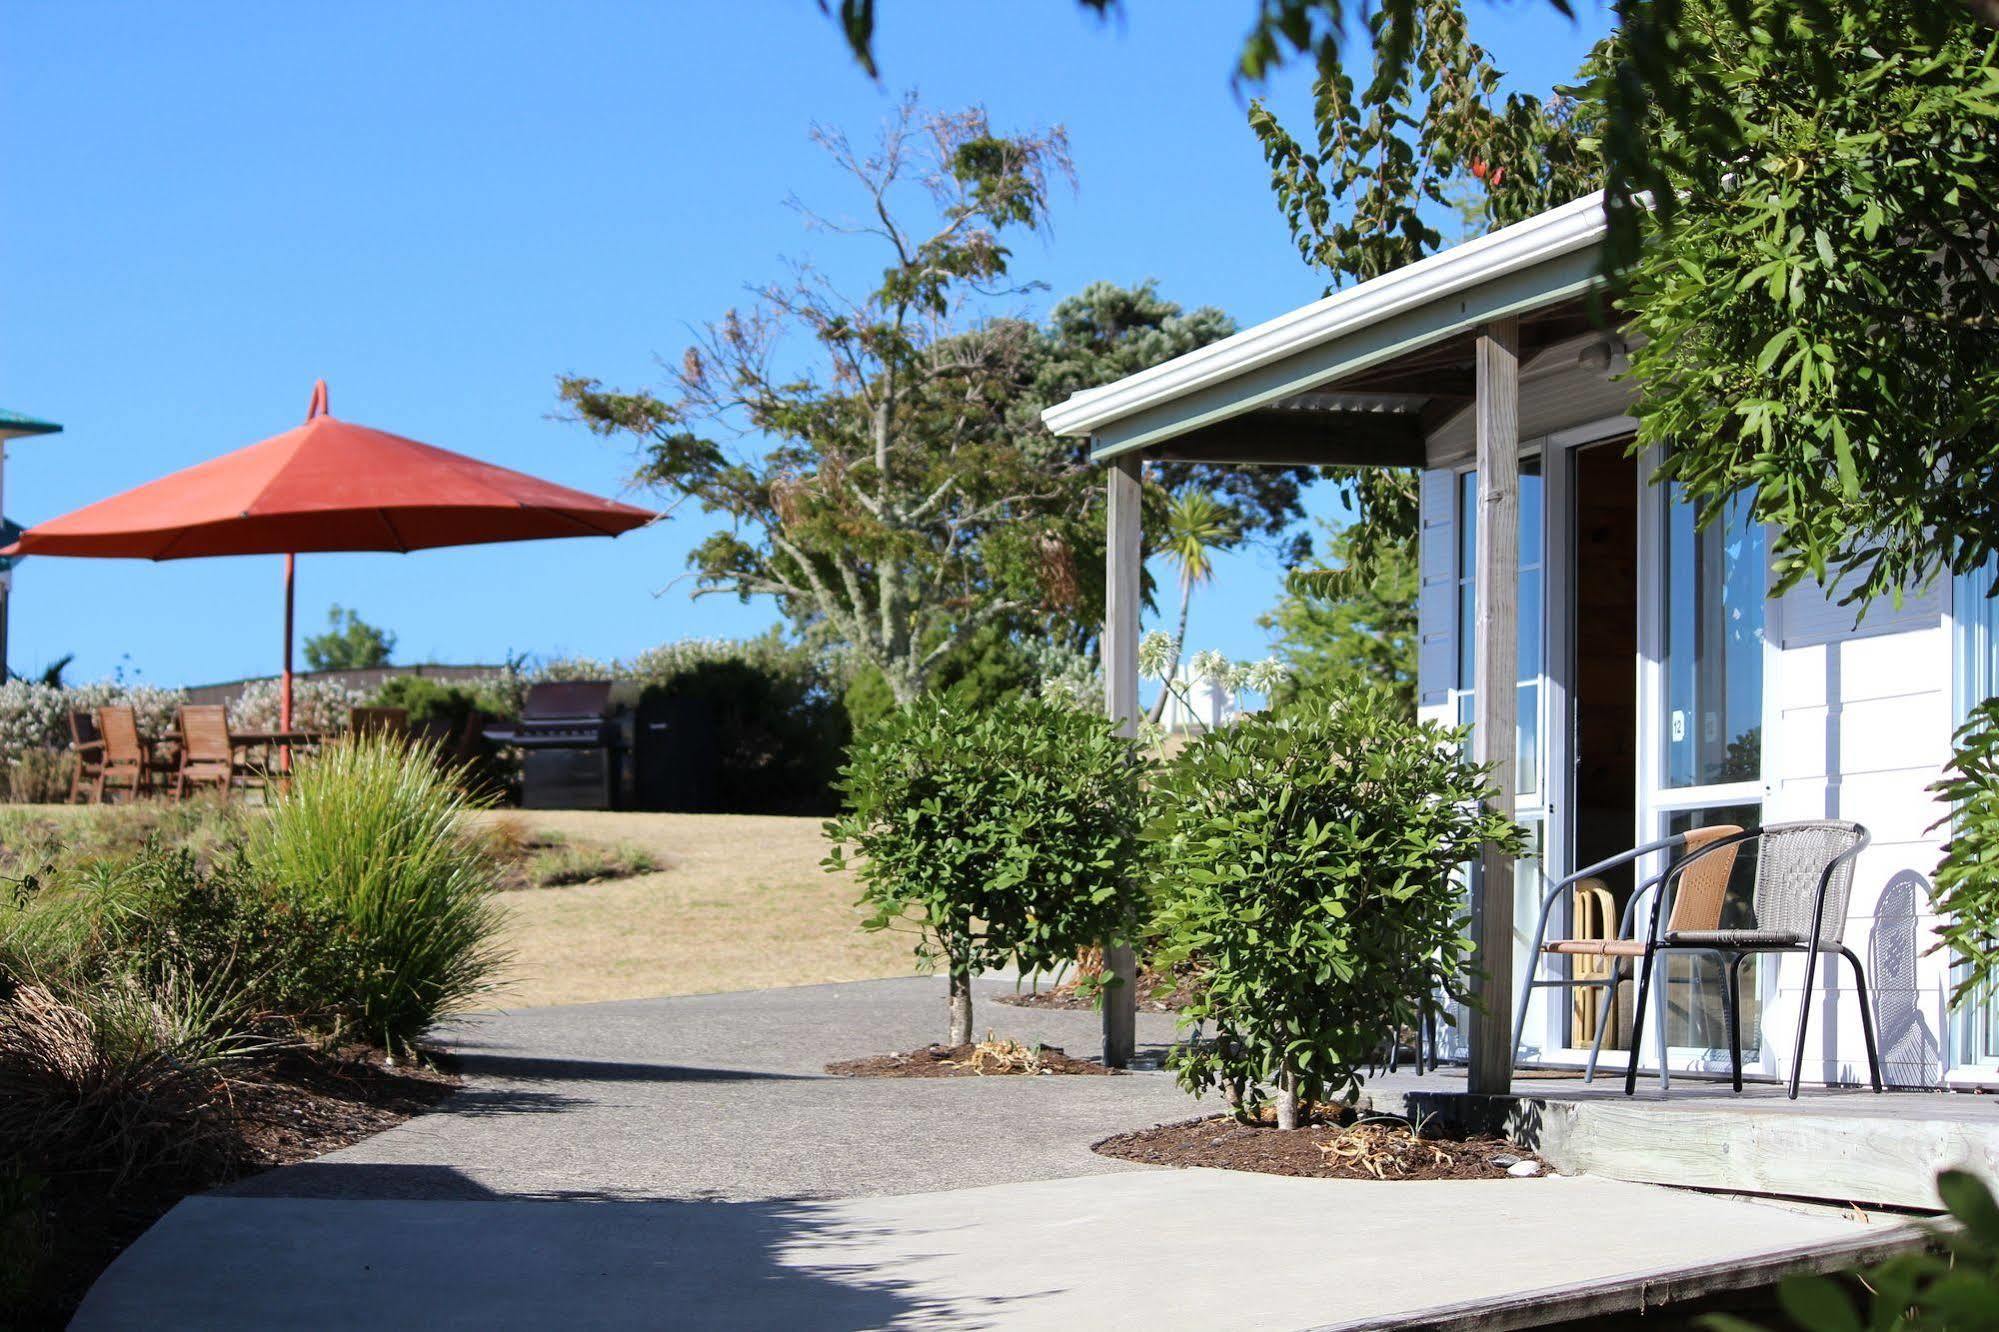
[1041,191,1611,449]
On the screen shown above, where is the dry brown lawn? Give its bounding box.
[476,810,916,1008]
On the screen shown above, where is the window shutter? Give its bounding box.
[1418,468,1457,707]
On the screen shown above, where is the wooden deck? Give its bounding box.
[1361,1067,1999,1210]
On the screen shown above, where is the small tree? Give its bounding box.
[824,695,1144,1045]
[1147,684,1523,1128]
[303,605,395,672]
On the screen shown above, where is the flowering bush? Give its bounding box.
[0,680,185,768]
[227,678,367,735]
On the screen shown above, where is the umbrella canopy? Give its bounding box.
[7,382,650,559]
[6,380,653,730]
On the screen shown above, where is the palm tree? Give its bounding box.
[1147,490,1240,725]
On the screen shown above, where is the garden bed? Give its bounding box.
[826,1038,1119,1078]
[1093,1110,1545,1182]
[16,1045,458,1329]
[997,962,1203,1014]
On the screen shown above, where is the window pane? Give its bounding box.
[1663,486,1765,788]
[1517,681,1539,796]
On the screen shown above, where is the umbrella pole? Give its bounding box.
[281,552,295,773]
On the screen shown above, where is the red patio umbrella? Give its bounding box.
[5,380,653,729]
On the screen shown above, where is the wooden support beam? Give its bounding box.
[1100,450,1143,1069]
[1467,316,1520,1097]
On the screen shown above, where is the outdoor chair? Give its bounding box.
[66,709,104,804]
[91,705,151,803]
[1633,820,1880,1099]
[349,706,408,738]
[174,705,240,800]
[1513,825,1745,1092]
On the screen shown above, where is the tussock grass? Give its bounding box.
[250,733,508,1056]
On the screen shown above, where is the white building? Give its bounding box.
[1047,192,1981,1092]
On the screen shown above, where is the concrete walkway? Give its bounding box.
[74,978,1902,1330]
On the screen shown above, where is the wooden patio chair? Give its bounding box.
[1511,824,1745,1091]
[67,709,105,804]
[92,705,151,803]
[349,706,409,739]
[1633,820,1880,1099]
[173,705,241,801]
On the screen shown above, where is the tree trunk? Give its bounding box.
[1145,575,1196,725]
[1275,1068,1301,1131]
[948,965,973,1047]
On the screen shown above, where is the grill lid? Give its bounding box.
[521,680,617,720]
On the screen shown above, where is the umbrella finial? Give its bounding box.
[306,379,329,421]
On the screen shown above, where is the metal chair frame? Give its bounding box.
[1513,833,1698,1091]
[1623,821,1881,1100]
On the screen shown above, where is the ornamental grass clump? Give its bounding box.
[1148,684,1524,1129]
[825,695,1145,1046]
[251,732,507,1056]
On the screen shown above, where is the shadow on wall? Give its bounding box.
[1870,869,1942,1088]
[86,1164,1054,1330]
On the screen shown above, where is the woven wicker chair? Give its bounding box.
[67,709,105,804]
[1640,820,1880,1099]
[92,705,150,803]
[1513,825,1744,1091]
[173,705,239,801]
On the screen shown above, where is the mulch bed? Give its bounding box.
[996,964,1204,1014]
[825,1042,1120,1078]
[1093,1109,1547,1182]
[18,1046,459,1330]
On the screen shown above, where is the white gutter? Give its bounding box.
[1040,190,1609,438]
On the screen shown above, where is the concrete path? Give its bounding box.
[74,977,1898,1330]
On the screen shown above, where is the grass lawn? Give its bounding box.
[478,810,916,1007]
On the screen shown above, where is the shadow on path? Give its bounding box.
[84,1164,1055,1331]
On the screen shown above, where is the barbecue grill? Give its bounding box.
[484,681,633,809]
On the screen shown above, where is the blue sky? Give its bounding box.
[1,2,1611,689]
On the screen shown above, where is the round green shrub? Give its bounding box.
[824,694,1144,1045]
[1147,683,1524,1125]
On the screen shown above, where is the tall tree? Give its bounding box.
[561,98,1085,705]
[1262,518,1419,714]
[1623,0,1999,609]
[1145,490,1241,724]
[303,605,396,672]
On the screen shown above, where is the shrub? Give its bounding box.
[825,695,1145,1045]
[1930,698,1999,1009]
[227,676,366,734]
[250,733,508,1055]
[365,675,510,732]
[1146,684,1524,1128]
[0,679,185,771]
[0,974,255,1189]
[537,632,849,813]
[4,749,75,804]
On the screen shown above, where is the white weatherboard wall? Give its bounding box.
[1762,590,1953,1088]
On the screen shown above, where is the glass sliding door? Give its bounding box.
[1640,458,1771,1065]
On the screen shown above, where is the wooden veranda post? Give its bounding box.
[1468,317,1520,1096]
[1101,450,1142,1069]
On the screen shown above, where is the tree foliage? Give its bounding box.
[1263,518,1418,714]
[562,103,1290,704]
[1625,0,1999,608]
[824,695,1145,1045]
[1146,684,1524,1127]
[562,98,1081,706]
[302,605,395,673]
[817,0,1999,285]
[1249,0,1598,292]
